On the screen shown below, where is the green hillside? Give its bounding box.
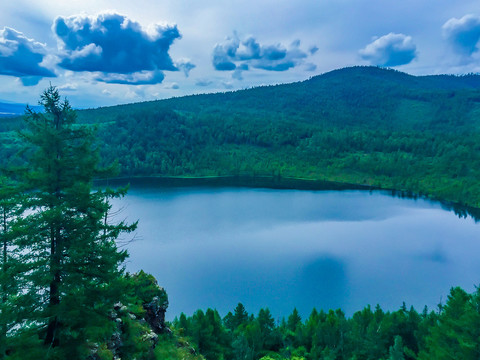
[77,66,480,130]
[2,66,480,208]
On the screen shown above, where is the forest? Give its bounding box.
[2,68,480,358]
[2,66,480,209]
[172,286,480,360]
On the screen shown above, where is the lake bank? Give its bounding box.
[97,175,480,221]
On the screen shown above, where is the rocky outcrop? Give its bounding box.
[144,295,170,334]
[89,271,170,359]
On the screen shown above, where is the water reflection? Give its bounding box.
[109,186,480,320]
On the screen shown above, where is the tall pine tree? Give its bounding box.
[10,86,136,358]
[0,176,24,359]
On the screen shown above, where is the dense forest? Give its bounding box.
[2,66,480,209]
[172,286,480,360]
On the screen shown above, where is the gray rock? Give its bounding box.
[144,295,169,334]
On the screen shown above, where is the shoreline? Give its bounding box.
[95,175,480,221]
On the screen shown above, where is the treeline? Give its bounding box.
[173,286,480,360]
[93,107,480,208]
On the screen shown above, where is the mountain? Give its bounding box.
[0,101,26,117]
[76,66,480,131]
[0,101,42,117]
[2,66,480,209]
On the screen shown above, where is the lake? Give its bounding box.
[109,182,480,321]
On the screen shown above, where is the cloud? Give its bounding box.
[232,63,248,80]
[222,80,233,89]
[212,35,239,71]
[175,59,196,77]
[164,82,179,89]
[0,27,56,85]
[195,79,213,86]
[232,69,244,80]
[58,83,78,91]
[443,14,480,56]
[212,33,309,77]
[94,70,165,85]
[309,45,319,55]
[359,33,417,67]
[53,12,181,84]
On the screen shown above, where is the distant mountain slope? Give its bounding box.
[77,66,480,131]
[0,101,41,117]
[0,102,26,117]
[3,66,480,209]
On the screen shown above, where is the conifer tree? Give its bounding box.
[11,86,136,358]
[388,336,405,360]
[0,176,23,359]
[418,287,480,360]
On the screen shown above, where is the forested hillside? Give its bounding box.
[2,66,480,208]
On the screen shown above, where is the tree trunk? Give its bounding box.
[0,207,7,359]
[44,223,61,347]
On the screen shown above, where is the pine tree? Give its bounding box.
[418,287,480,360]
[0,176,24,359]
[10,86,136,358]
[232,303,249,329]
[388,336,405,360]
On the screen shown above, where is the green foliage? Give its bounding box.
[175,287,480,360]
[0,87,138,358]
[121,270,168,319]
[117,314,155,360]
[61,67,480,210]
[388,336,405,360]
[0,176,24,359]
[14,86,137,357]
[418,287,480,360]
[154,335,205,360]
[3,67,480,210]
[2,70,480,359]
[0,87,208,360]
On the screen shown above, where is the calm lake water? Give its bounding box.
[109,184,480,320]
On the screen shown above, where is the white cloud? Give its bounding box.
[212,33,310,78]
[58,83,78,91]
[443,14,480,57]
[164,82,179,89]
[359,33,417,67]
[0,27,56,85]
[1,0,480,106]
[94,70,165,85]
[195,78,213,86]
[53,12,186,84]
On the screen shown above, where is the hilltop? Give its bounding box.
[77,66,480,130]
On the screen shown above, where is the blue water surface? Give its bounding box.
[110,186,480,320]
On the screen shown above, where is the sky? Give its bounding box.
[0,0,480,108]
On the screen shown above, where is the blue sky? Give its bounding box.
[0,0,479,107]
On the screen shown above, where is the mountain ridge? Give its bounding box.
[0,101,42,117]
[74,66,480,132]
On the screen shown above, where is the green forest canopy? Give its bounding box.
[2,66,480,209]
[173,286,480,360]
